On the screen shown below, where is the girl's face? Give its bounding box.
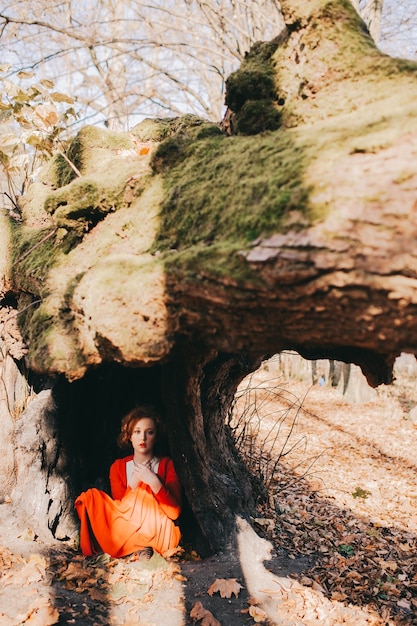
[130,417,157,456]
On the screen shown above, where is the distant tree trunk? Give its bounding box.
[329,360,342,387]
[359,0,384,42]
[311,360,318,385]
[342,362,352,395]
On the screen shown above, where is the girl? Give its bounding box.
[75,405,181,558]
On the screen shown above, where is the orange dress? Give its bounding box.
[75,456,181,558]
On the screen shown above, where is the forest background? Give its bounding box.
[0,0,417,211]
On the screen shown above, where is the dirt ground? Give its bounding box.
[0,359,416,626]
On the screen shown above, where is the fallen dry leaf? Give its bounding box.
[58,561,86,581]
[88,587,108,603]
[252,517,275,531]
[331,591,348,602]
[378,559,398,572]
[163,546,185,558]
[250,373,417,623]
[248,605,269,623]
[207,578,242,598]
[311,580,327,594]
[201,615,221,626]
[190,601,207,620]
[190,601,221,626]
[17,528,37,542]
[15,598,59,625]
[1,556,46,587]
[397,598,411,610]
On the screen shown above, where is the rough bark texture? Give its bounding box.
[161,347,264,554]
[2,0,417,551]
[11,389,76,541]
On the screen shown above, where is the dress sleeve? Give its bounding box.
[154,457,182,521]
[109,458,129,500]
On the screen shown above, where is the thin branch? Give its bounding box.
[5,299,42,319]
[56,150,81,178]
[3,192,21,212]
[13,228,58,266]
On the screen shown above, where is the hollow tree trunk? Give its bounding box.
[4,0,417,553]
[162,346,263,554]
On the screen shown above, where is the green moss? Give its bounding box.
[67,126,134,173]
[151,135,188,173]
[151,121,224,173]
[131,115,213,142]
[52,125,136,187]
[0,211,11,292]
[225,69,276,112]
[320,0,376,48]
[11,224,62,295]
[193,124,223,140]
[41,128,152,248]
[234,100,282,135]
[224,41,280,135]
[44,177,123,237]
[24,303,85,374]
[153,128,311,252]
[162,242,266,288]
[131,118,176,142]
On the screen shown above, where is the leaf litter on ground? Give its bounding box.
[247,376,417,625]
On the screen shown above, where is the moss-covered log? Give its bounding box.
[3,0,417,551]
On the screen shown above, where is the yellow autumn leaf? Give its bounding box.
[51,92,74,104]
[40,79,54,89]
[2,79,19,98]
[17,71,35,80]
[33,103,59,128]
[207,577,242,598]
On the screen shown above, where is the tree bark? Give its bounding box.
[161,346,263,554]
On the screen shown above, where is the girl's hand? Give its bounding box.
[132,463,162,493]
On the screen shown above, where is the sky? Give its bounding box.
[379,0,417,59]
